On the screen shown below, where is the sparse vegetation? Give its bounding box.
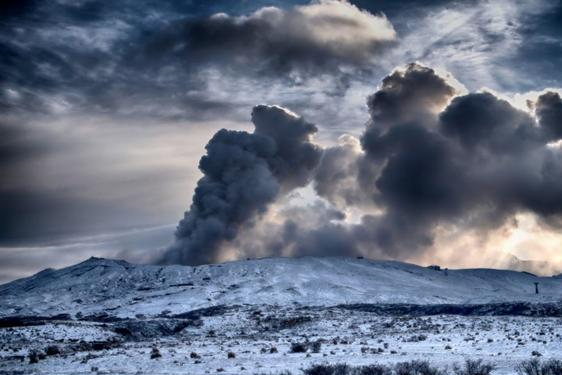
[394,360,445,375]
[405,334,427,342]
[4,303,562,374]
[516,359,562,375]
[28,351,39,364]
[190,351,200,359]
[454,360,495,375]
[303,363,350,375]
[45,345,60,356]
[150,347,161,359]
[301,361,443,375]
[311,340,322,353]
[290,342,308,353]
[280,359,557,375]
[289,340,322,354]
[263,315,314,330]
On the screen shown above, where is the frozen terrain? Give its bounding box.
[1,256,561,374]
[1,256,561,318]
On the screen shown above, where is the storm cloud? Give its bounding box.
[146,0,396,76]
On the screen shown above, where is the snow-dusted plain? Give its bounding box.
[1,256,561,374]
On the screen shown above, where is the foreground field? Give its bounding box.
[1,305,561,374]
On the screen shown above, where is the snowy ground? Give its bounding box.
[2,256,561,319]
[1,257,561,374]
[1,305,561,374]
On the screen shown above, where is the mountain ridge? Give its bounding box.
[1,256,561,319]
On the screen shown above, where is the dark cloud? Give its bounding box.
[338,123,470,256]
[0,119,51,168]
[156,66,462,263]
[0,1,282,119]
[306,63,562,259]
[366,63,457,129]
[361,63,458,159]
[252,105,321,190]
[0,0,38,19]
[0,189,145,245]
[440,92,540,154]
[373,124,465,218]
[536,91,562,142]
[144,1,396,76]
[160,105,321,265]
[0,0,397,126]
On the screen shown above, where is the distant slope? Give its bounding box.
[504,254,562,276]
[1,256,561,318]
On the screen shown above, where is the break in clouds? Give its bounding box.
[161,63,562,266]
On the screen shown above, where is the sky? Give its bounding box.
[2,0,562,282]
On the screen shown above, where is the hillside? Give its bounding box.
[1,256,561,319]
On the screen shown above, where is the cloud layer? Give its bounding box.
[146,0,396,76]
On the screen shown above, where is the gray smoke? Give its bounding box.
[312,63,562,259]
[159,105,321,265]
[162,63,562,266]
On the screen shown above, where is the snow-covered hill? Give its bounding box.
[1,256,561,318]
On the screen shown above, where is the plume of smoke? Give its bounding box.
[313,135,375,210]
[159,105,321,265]
[161,63,562,270]
[312,63,562,263]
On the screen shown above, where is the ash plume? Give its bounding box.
[313,63,562,260]
[162,63,562,267]
[159,105,321,265]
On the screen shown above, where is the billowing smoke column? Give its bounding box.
[160,105,321,265]
[313,63,562,258]
[162,63,562,266]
